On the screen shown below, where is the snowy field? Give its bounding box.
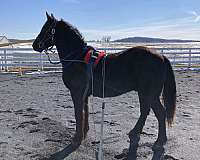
[1,42,200,73]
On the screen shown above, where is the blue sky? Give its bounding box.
[1,0,200,40]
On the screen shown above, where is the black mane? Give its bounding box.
[60,19,84,42]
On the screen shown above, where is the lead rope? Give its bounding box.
[89,62,99,156]
[44,48,85,65]
[98,56,106,160]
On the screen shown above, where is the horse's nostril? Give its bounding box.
[38,42,43,49]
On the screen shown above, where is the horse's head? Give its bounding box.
[32,12,57,52]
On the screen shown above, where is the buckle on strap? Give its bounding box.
[84,48,106,67]
[91,51,99,59]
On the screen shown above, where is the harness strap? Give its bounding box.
[84,49,93,64]
[84,48,106,68]
[94,51,106,67]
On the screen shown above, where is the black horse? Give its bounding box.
[33,13,176,158]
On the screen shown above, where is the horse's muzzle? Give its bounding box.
[32,40,44,53]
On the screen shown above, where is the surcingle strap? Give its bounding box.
[84,49,93,64]
[94,51,106,67]
[84,48,106,67]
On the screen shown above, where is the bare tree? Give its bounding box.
[101,36,111,43]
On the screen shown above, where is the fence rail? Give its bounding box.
[1,47,200,72]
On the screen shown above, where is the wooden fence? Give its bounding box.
[0,47,200,72]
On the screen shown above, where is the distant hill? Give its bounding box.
[114,37,200,43]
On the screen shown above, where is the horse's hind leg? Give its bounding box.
[127,94,150,159]
[151,97,167,150]
[128,93,150,140]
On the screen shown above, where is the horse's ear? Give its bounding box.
[51,13,55,20]
[46,12,51,20]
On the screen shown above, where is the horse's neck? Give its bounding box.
[55,43,69,59]
[55,41,83,61]
[55,25,85,62]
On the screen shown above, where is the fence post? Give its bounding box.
[173,52,176,67]
[40,52,43,71]
[4,49,8,72]
[188,49,191,69]
[18,61,22,76]
[160,49,163,55]
[0,51,2,71]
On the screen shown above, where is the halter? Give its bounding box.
[36,20,85,65]
[38,20,57,51]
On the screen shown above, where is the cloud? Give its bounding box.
[188,11,197,16]
[188,11,200,22]
[194,16,200,22]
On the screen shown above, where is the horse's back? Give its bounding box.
[105,46,165,77]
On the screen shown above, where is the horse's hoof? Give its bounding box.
[71,136,82,147]
[71,140,81,147]
[152,147,165,160]
[127,150,137,160]
[152,137,167,151]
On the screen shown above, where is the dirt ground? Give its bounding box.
[0,70,199,160]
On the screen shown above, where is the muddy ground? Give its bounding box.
[0,70,200,160]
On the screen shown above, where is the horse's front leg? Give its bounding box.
[83,97,89,139]
[70,83,89,146]
[71,97,84,146]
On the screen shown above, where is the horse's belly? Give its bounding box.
[92,80,136,98]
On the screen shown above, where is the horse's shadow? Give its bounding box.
[114,136,165,160]
[38,118,164,160]
[46,140,165,160]
[45,135,165,160]
[35,118,78,160]
[47,143,80,160]
[115,148,165,160]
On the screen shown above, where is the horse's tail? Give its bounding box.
[163,56,176,127]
